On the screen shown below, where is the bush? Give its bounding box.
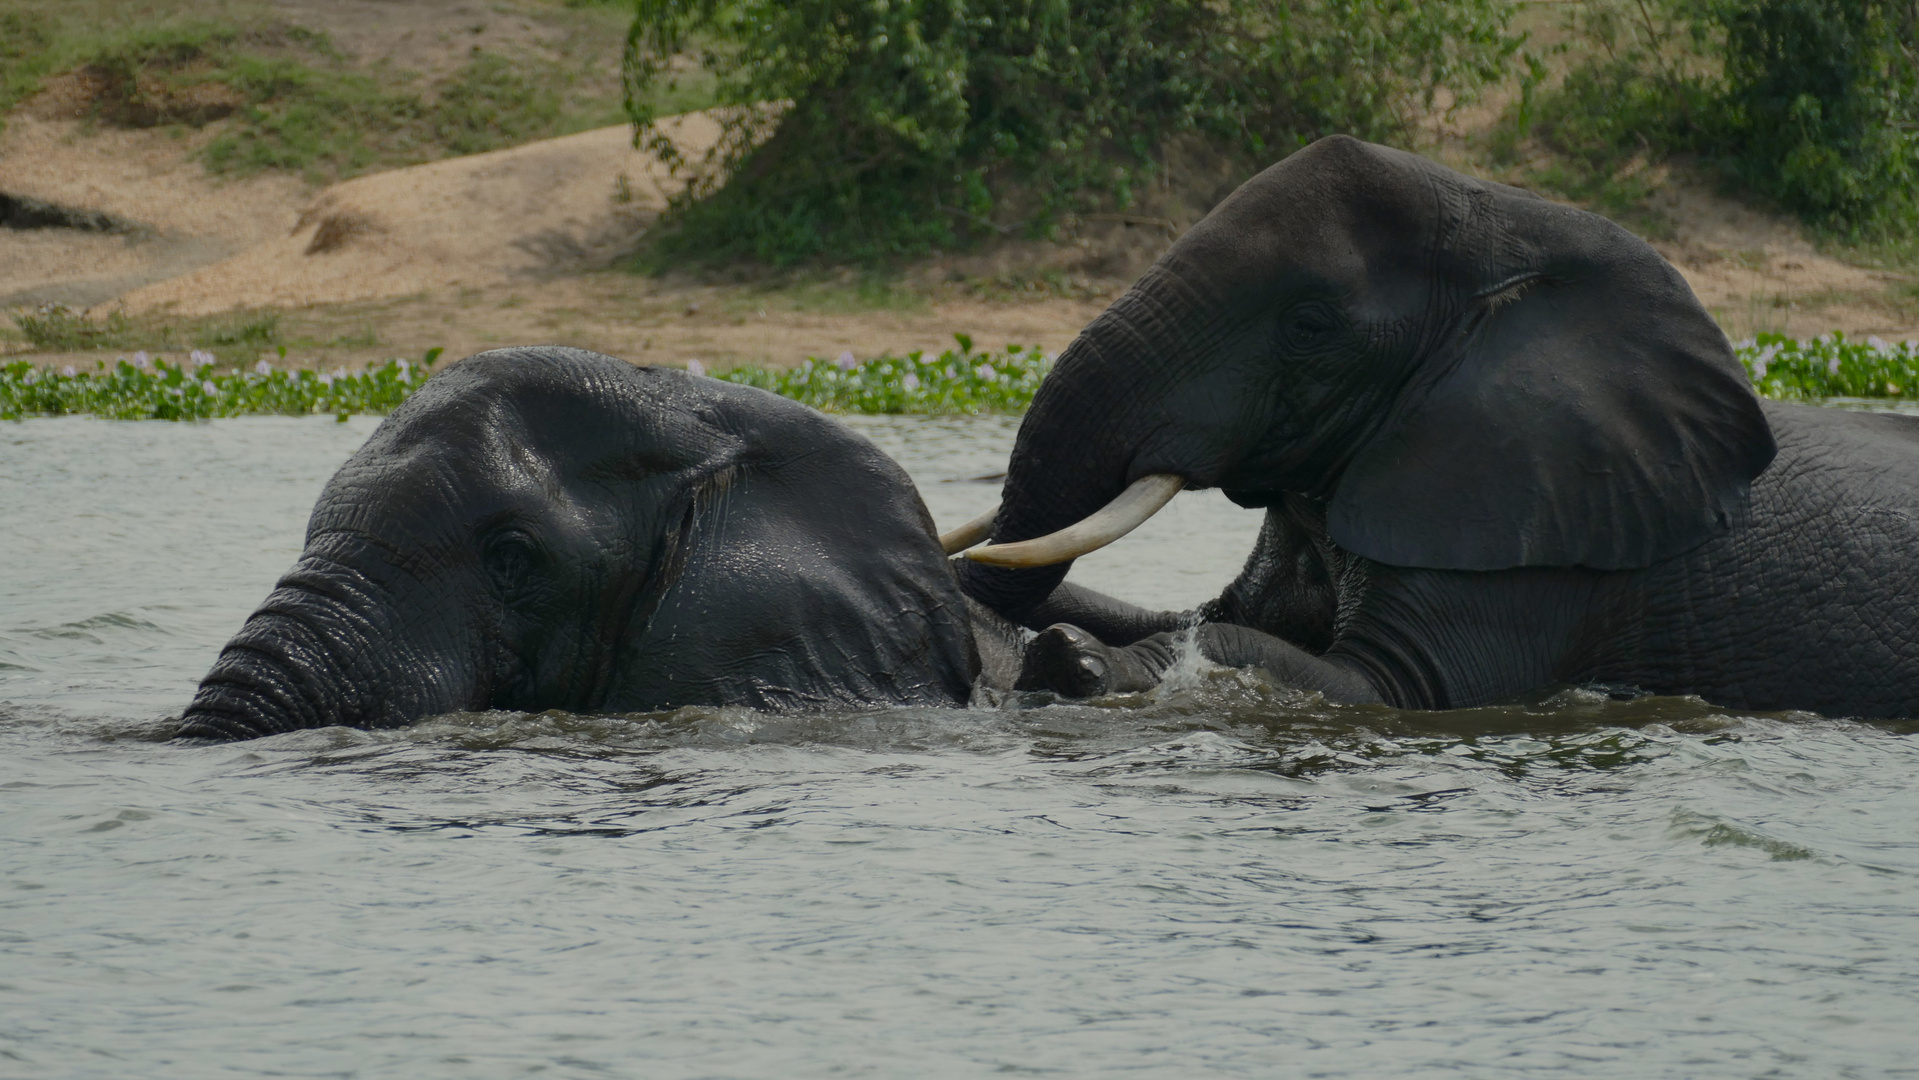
[1708,0,1919,235]
[1524,0,1919,239]
[623,0,1522,266]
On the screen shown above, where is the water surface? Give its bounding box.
[3,413,1916,1078]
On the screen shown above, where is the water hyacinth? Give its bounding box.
[718,335,1050,415]
[1,349,444,422]
[1733,333,1919,400]
[8,333,1909,422]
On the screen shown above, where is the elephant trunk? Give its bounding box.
[959,278,1203,621]
[178,562,475,740]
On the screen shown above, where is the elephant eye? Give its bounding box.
[482,530,542,593]
[1281,306,1340,349]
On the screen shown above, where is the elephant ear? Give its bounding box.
[1327,196,1776,571]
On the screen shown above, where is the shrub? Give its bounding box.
[1707,0,1919,236]
[623,0,1522,266]
[1524,0,1919,240]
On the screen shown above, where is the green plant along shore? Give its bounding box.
[0,349,441,421]
[4,336,1916,422]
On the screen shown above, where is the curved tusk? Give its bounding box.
[939,504,999,555]
[964,473,1184,568]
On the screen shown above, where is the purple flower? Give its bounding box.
[835,351,857,370]
[61,365,77,377]
[686,359,707,377]
[255,359,273,375]
[1828,355,1842,375]
[202,380,218,394]
[1869,336,1890,351]
[132,351,151,369]
[189,349,214,368]
[901,373,920,392]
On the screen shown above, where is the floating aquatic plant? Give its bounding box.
[6,333,1912,421]
[0,349,442,421]
[715,335,1050,415]
[1735,332,1919,400]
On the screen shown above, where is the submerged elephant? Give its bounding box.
[179,347,1027,740]
[958,136,1919,719]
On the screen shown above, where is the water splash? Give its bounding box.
[1150,611,1218,696]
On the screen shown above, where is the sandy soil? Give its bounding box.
[3,0,1914,372]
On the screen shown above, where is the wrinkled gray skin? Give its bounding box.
[180,347,1006,741]
[967,136,1919,719]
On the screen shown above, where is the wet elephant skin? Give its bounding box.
[969,136,1919,719]
[180,347,976,740]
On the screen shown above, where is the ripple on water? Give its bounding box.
[3,414,1918,1077]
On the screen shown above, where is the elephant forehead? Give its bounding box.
[1176,143,1446,303]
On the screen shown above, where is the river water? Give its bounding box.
[3,412,1917,1078]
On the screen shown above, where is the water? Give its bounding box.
[4,414,1918,1078]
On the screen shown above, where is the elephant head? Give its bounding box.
[180,347,976,740]
[960,136,1777,618]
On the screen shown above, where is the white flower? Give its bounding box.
[255,359,273,375]
[132,351,151,369]
[835,351,856,370]
[1828,356,1842,375]
[1869,336,1890,351]
[901,373,920,392]
[189,349,214,368]
[1733,338,1756,351]
[686,359,706,377]
[318,372,334,387]
[202,380,218,394]
[975,363,997,381]
[62,365,77,377]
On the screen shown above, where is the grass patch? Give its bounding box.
[1,348,442,421]
[8,304,282,364]
[1,1,699,179]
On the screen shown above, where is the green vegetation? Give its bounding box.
[1738,332,1919,399]
[9,304,281,364]
[4,335,1913,421]
[717,336,1048,413]
[0,10,55,120]
[623,0,1522,266]
[1517,0,1919,243]
[1,349,441,422]
[0,1,664,179]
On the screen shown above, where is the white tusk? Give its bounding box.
[964,473,1184,568]
[939,504,999,555]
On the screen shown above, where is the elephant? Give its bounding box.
[178,346,1028,741]
[956,136,1919,720]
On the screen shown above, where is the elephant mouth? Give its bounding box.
[952,473,1186,568]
